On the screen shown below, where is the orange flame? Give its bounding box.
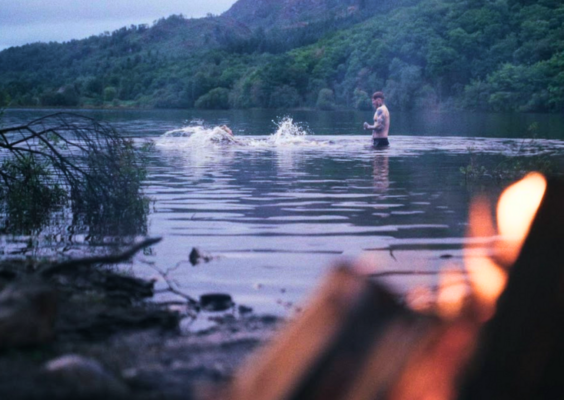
[465,197,507,319]
[496,172,547,265]
[464,173,547,320]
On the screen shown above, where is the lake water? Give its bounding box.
[2,108,564,318]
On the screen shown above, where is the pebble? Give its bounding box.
[0,279,57,348]
[43,354,129,399]
[199,293,234,312]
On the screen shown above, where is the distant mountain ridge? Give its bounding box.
[0,0,386,62]
[0,0,562,113]
[223,0,365,29]
[222,0,401,31]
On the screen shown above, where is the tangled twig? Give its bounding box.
[142,259,199,307]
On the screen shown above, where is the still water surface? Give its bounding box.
[2,109,564,317]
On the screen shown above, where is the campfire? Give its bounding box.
[464,172,546,320]
[225,172,563,400]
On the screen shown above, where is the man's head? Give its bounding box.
[372,92,385,108]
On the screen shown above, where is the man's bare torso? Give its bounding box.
[373,105,390,139]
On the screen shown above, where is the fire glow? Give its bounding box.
[463,172,547,317]
[496,172,547,265]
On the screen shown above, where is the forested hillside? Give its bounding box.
[0,0,562,112]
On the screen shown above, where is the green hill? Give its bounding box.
[0,0,563,112]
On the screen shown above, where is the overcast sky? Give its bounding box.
[0,0,238,50]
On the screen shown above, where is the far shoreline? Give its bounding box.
[4,105,559,115]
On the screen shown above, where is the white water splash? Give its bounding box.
[156,117,333,149]
[268,117,309,145]
[157,124,239,148]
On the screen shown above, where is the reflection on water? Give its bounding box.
[373,152,390,192]
[2,109,564,316]
[0,196,149,259]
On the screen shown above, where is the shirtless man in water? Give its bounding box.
[363,91,390,147]
[220,125,233,136]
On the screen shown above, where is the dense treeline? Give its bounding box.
[0,0,563,112]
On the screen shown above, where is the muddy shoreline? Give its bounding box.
[0,257,280,399]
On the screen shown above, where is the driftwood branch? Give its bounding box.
[38,237,162,278]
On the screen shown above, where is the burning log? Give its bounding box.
[226,266,479,400]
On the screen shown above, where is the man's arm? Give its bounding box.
[363,108,384,131]
[373,108,385,132]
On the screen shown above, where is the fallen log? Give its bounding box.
[227,265,479,400]
[0,236,181,347]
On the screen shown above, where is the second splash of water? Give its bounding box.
[157,117,328,149]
